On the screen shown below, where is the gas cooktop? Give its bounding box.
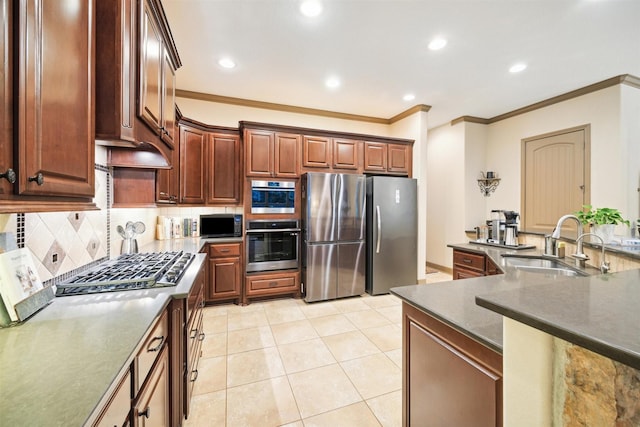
[55,251,194,297]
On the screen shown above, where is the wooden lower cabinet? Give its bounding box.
[244,270,300,305]
[93,371,132,427]
[133,345,170,427]
[204,242,243,304]
[453,249,502,279]
[403,302,502,427]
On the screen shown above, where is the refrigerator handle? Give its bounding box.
[376,205,381,253]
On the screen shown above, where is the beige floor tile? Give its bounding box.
[227,310,269,331]
[260,297,305,309]
[201,312,227,334]
[265,305,306,325]
[425,272,453,284]
[183,390,226,427]
[278,338,336,373]
[361,294,401,309]
[200,331,227,358]
[271,319,319,345]
[308,314,357,337]
[288,364,362,418]
[227,346,285,387]
[331,297,371,313]
[226,376,300,427]
[385,349,402,369]
[322,330,381,362]
[280,422,304,427]
[341,354,402,400]
[366,390,402,427]
[299,301,340,319]
[361,324,402,352]
[192,355,226,395]
[202,303,234,317]
[303,401,382,427]
[227,326,275,354]
[375,305,403,324]
[344,309,392,329]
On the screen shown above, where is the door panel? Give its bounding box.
[336,242,365,298]
[304,243,336,302]
[523,126,588,233]
[336,174,366,242]
[305,173,336,243]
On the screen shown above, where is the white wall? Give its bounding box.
[621,84,640,234]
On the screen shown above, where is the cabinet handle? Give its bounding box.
[147,335,164,352]
[138,407,151,419]
[190,328,198,339]
[219,248,230,253]
[269,281,278,287]
[190,369,199,382]
[28,172,44,186]
[0,168,16,184]
[463,258,472,264]
[198,332,205,341]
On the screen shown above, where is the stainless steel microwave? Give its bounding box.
[199,214,242,238]
[251,180,295,214]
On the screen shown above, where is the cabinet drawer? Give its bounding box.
[93,370,131,427]
[209,243,241,258]
[453,251,485,272]
[248,276,296,291]
[135,311,169,392]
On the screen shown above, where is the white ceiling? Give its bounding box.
[162,0,640,128]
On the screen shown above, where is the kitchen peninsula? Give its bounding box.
[392,243,640,426]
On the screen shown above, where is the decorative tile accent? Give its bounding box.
[43,240,66,276]
[16,213,25,248]
[67,212,86,232]
[86,234,101,259]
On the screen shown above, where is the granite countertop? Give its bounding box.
[0,253,207,426]
[390,242,603,354]
[476,268,640,370]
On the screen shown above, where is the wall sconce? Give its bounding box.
[478,171,500,197]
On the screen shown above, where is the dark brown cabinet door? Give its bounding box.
[16,0,95,197]
[245,129,274,177]
[302,135,331,169]
[209,257,242,298]
[274,132,300,177]
[333,138,360,170]
[156,141,179,203]
[363,141,387,172]
[207,133,241,204]
[139,0,162,135]
[179,126,206,204]
[388,143,410,174]
[160,47,176,148]
[0,0,13,199]
[133,344,170,427]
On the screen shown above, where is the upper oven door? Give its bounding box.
[251,180,295,214]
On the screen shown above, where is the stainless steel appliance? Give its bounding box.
[251,180,295,214]
[55,251,194,296]
[200,213,243,238]
[301,173,366,302]
[366,176,417,295]
[245,220,300,272]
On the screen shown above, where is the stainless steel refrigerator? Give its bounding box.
[366,176,417,295]
[301,173,366,302]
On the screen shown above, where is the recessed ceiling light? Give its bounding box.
[403,94,416,101]
[218,57,236,69]
[325,76,340,89]
[300,0,323,17]
[428,37,447,51]
[509,62,527,73]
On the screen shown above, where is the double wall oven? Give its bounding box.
[246,220,300,273]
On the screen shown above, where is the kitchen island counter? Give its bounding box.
[0,254,206,426]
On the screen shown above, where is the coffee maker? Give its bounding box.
[487,210,520,245]
[503,211,520,246]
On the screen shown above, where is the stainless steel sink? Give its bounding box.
[501,255,588,277]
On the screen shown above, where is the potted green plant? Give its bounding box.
[574,205,630,243]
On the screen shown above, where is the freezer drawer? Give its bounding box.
[336,241,365,298]
[304,243,337,302]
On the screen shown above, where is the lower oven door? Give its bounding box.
[246,229,300,272]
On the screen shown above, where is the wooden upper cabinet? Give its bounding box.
[364,141,387,172]
[207,133,241,204]
[364,141,411,175]
[302,135,332,169]
[15,0,95,198]
[156,141,179,203]
[139,0,163,136]
[160,47,176,148]
[388,143,411,175]
[333,138,360,171]
[179,125,207,204]
[0,0,13,200]
[274,133,300,177]
[245,129,299,177]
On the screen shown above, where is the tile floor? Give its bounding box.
[185,272,451,427]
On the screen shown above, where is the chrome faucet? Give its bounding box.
[551,214,585,258]
[575,233,610,274]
